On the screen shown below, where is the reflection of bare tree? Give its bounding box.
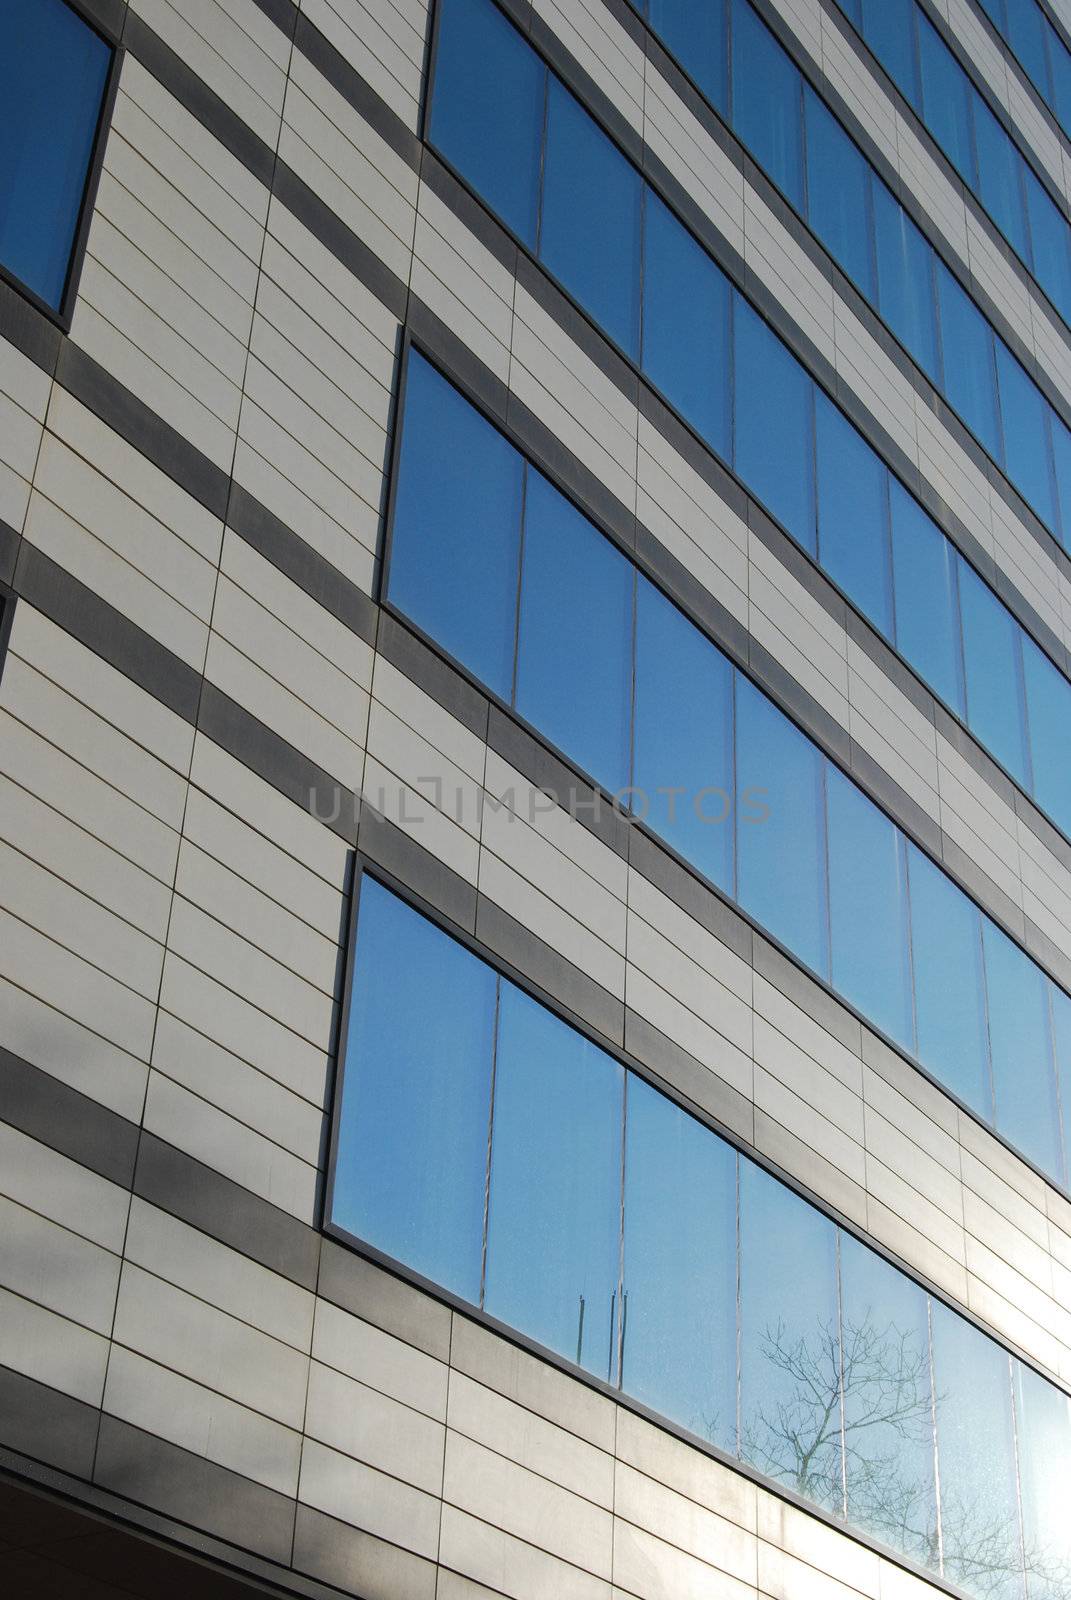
[742,1315,1071,1600]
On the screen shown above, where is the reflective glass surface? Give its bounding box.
[731,0,803,211]
[331,878,496,1300]
[622,1076,737,1446]
[429,0,545,247]
[815,391,892,635]
[389,353,523,701]
[515,470,634,789]
[484,984,624,1378]
[931,1304,1022,1600]
[733,298,815,553]
[735,676,828,981]
[907,845,991,1121]
[541,77,643,359]
[739,1162,841,1512]
[0,0,111,311]
[633,576,734,894]
[840,1236,937,1566]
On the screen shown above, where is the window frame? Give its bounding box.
[0,0,123,331]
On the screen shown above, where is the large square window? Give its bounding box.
[0,0,112,313]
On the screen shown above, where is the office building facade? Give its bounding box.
[3,0,1071,1594]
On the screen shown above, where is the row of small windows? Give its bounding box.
[333,876,1071,1600]
[632,0,1071,555]
[390,349,1071,1195]
[0,0,112,314]
[429,0,1071,842]
[976,0,1071,136]
[836,0,1071,330]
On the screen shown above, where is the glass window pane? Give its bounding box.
[731,0,804,211]
[0,0,111,310]
[839,1236,937,1570]
[1052,33,1071,129]
[429,0,545,248]
[622,1077,737,1449]
[642,192,732,460]
[889,482,965,717]
[541,77,643,360]
[484,983,624,1379]
[739,1162,841,1514]
[804,89,874,297]
[827,768,913,1050]
[982,920,1062,1181]
[873,182,940,381]
[907,845,992,1121]
[332,880,496,1302]
[918,13,976,183]
[649,0,728,112]
[959,562,1031,789]
[1052,988,1071,1197]
[1051,414,1071,554]
[936,265,1003,462]
[995,341,1057,532]
[815,393,893,637]
[1024,169,1071,326]
[1014,1360,1071,1600]
[733,297,816,554]
[860,0,921,106]
[974,95,1031,262]
[1023,635,1071,838]
[1006,0,1051,98]
[735,676,829,980]
[633,577,734,894]
[388,353,523,702]
[515,471,634,791]
[931,1305,1022,1600]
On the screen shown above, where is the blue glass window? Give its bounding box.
[1052,32,1071,129]
[860,0,921,106]
[541,78,643,360]
[959,563,1030,790]
[484,984,624,1379]
[649,0,728,112]
[827,770,913,1050]
[982,921,1062,1180]
[1022,638,1071,835]
[995,341,1057,533]
[739,1163,841,1512]
[731,0,804,212]
[1024,169,1071,326]
[873,183,940,381]
[622,1077,737,1448]
[1050,416,1071,554]
[734,298,816,553]
[332,879,496,1300]
[388,354,523,702]
[889,482,965,717]
[815,393,892,636]
[973,97,1030,265]
[1005,0,1052,100]
[515,470,634,790]
[1014,1361,1071,1600]
[936,266,1003,463]
[633,577,734,894]
[1052,989,1071,1191]
[642,192,732,459]
[931,1305,1021,1600]
[917,13,976,184]
[429,0,545,249]
[804,88,875,300]
[907,845,991,1120]
[0,0,111,312]
[840,1237,937,1567]
[735,677,829,981]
